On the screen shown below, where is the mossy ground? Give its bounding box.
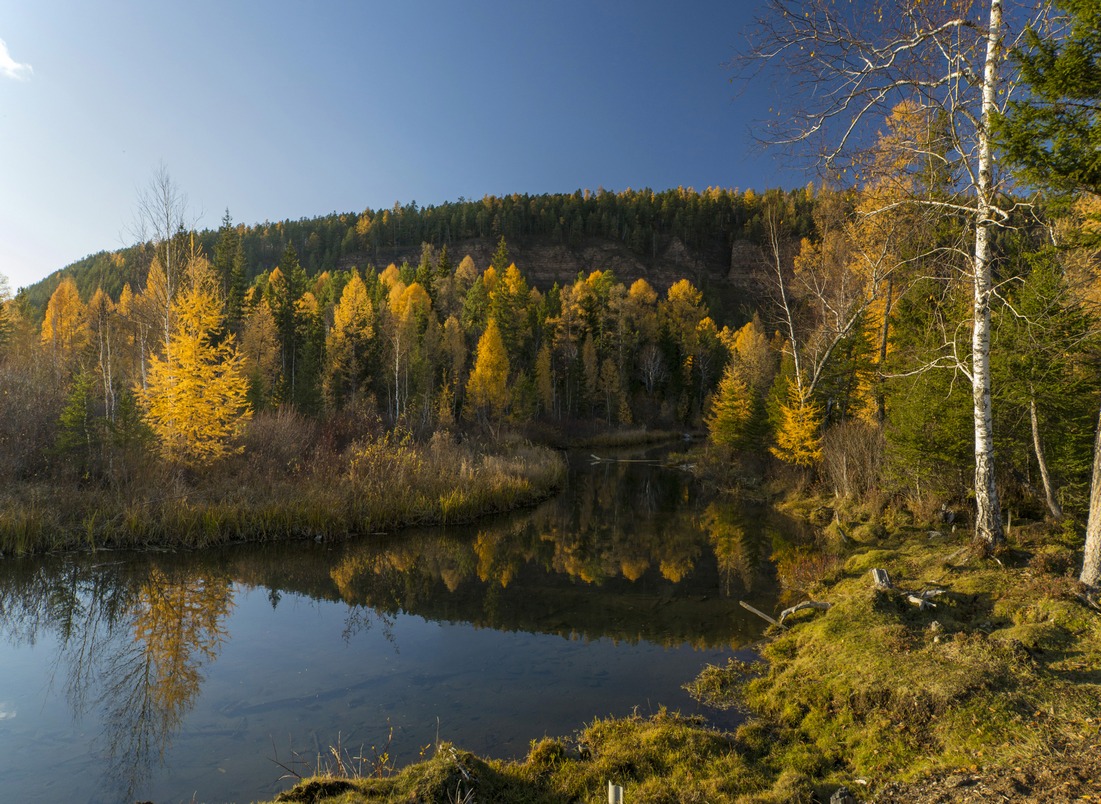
[741,531,1100,788]
[269,507,1101,803]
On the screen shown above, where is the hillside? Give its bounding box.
[17,186,814,324]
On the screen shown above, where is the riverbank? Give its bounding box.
[269,503,1101,803]
[0,433,565,556]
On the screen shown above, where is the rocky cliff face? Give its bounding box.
[355,233,767,304]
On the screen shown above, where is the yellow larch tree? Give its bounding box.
[465,318,510,433]
[137,254,251,466]
[324,270,374,409]
[770,377,823,468]
[41,276,88,379]
[707,364,754,449]
[238,301,280,408]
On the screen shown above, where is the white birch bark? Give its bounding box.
[1030,397,1063,520]
[970,0,1004,552]
[1081,404,1101,587]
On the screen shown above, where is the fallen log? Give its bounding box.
[739,600,780,627]
[779,600,832,624]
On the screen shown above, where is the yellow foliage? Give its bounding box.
[770,380,822,467]
[137,255,252,466]
[465,319,510,423]
[41,277,88,368]
[707,363,753,448]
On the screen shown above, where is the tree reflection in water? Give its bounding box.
[0,560,233,801]
[0,448,808,800]
[327,453,793,649]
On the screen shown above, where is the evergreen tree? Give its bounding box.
[490,235,510,273]
[996,0,1101,201]
[995,1,1101,585]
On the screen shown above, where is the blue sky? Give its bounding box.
[0,0,804,291]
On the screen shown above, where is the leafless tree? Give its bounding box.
[742,0,1046,552]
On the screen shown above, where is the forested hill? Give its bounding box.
[19,186,815,321]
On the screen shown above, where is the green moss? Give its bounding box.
[269,512,1101,803]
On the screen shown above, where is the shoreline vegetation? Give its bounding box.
[268,479,1101,804]
[0,423,566,556]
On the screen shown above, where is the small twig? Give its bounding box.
[1076,593,1101,614]
[269,735,303,782]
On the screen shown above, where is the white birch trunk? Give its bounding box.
[1030,397,1063,520]
[971,0,1005,552]
[1080,404,1101,587]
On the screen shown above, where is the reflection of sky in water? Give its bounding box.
[0,451,800,803]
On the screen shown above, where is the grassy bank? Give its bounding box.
[268,505,1101,803]
[0,432,565,555]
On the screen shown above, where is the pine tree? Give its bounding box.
[491,235,510,273]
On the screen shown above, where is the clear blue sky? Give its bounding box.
[0,0,804,292]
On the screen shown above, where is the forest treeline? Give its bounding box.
[18,186,817,318]
[2,0,1101,573]
[1,165,1097,533]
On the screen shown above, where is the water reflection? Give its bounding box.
[323,455,787,648]
[0,448,805,802]
[0,560,233,801]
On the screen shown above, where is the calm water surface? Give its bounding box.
[0,447,803,803]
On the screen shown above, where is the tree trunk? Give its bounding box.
[876,277,893,424]
[1080,403,1101,587]
[1031,396,1063,520]
[971,0,1005,553]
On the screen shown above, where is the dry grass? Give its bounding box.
[0,428,565,555]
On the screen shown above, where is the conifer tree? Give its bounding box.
[41,277,88,382]
[707,364,754,450]
[324,271,375,409]
[137,254,251,466]
[490,235,510,273]
[994,0,1101,585]
[465,319,510,433]
[770,378,823,468]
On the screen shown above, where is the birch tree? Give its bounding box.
[745,0,1042,552]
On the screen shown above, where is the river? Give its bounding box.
[0,446,802,803]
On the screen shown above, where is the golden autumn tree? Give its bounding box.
[41,276,88,380]
[137,254,251,466]
[324,270,374,409]
[465,318,510,433]
[707,364,754,449]
[771,378,823,468]
[239,301,280,408]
